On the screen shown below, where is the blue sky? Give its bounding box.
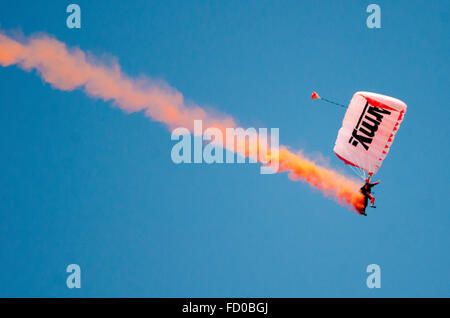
[0,1,449,297]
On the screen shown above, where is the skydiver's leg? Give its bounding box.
[368,193,376,208]
[360,196,368,215]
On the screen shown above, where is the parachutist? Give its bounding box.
[359,178,380,215]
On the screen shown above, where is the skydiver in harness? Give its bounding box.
[359,175,380,216]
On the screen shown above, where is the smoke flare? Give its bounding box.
[0,31,364,212]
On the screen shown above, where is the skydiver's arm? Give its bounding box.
[371,181,380,186]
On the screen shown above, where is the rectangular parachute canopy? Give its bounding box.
[333,92,407,175]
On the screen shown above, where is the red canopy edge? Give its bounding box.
[335,152,361,169]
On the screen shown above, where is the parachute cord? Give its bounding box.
[350,164,365,181]
[320,98,347,109]
[360,169,367,180]
[351,151,367,181]
[362,169,367,180]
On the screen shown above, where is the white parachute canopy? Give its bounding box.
[333,92,407,179]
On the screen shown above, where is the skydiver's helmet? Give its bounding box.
[365,178,370,183]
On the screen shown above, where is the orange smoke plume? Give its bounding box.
[0,30,364,213]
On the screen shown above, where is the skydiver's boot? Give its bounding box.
[360,211,367,216]
[370,198,376,208]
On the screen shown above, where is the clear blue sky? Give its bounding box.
[0,1,448,297]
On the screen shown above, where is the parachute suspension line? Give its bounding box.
[348,153,367,181]
[362,169,368,180]
[349,165,361,179]
[351,148,367,181]
[351,165,366,181]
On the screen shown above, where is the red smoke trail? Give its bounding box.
[0,31,365,212]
